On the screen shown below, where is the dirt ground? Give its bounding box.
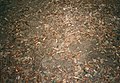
[0,0,120,83]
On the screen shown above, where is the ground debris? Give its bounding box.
[0,0,120,82]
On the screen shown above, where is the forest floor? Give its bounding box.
[0,0,120,83]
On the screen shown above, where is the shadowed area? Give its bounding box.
[0,0,120,83]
